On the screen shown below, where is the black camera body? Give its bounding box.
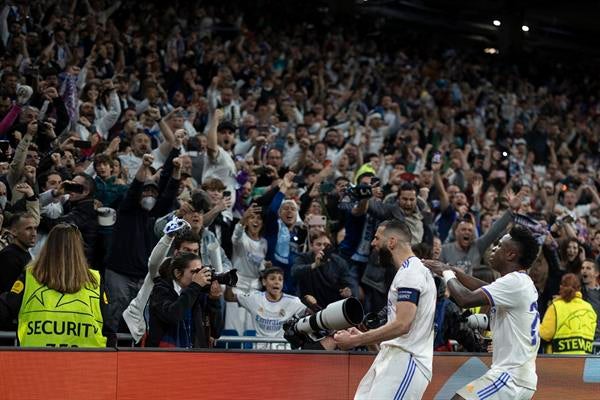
[362,307,388,330]
[344,183,373,200]
[207,268,238,287]
[321,246,335,263]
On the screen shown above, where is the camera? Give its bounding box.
[465,313,489,331]
[283,297,364,349]
[209,268,238,287]
[344,183,373,200]
[63,182,85,194]
[362,307,388,330]
[459,310,489,331]
[320,246,335,263]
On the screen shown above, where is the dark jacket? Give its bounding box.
[46,198,98,267]
[94,176,128,209]
[0,244,32,293]
[291,251,354,307]
[105,176,179,279]
[146,277,222,348]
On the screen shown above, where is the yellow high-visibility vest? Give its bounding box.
[17,268,107,348]
[550,296,597,354]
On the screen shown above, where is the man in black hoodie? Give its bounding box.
[103,153,180,333]
[45,173,98,268]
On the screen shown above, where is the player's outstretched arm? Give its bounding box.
[451,268,490,291]
[422,259,490,308]
[445,279,490,309]
[422,259,489,290]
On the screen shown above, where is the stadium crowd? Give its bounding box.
[0,0,598,353]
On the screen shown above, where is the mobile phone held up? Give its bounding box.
[307,215,327,227]
[73,140,92,149]
[63,182,85,194]
[432,151,441,164]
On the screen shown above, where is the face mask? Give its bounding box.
[0,195,6,210]
[141,196,157,211]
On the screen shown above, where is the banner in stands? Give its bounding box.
[0,350,598,399]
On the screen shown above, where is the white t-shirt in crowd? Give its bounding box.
[231,223,268,291]
[119,147,174,184]
[381,256,436,381]
[203,147,237,189]
[203,146,237,216]
[481,271,540,390]
[237,291,306,337]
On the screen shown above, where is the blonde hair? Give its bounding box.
[31,224,98,293]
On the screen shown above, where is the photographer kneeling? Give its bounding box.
[146,253,222,348]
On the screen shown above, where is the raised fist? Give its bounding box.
[143,154,154,167]
[213,108,224,122]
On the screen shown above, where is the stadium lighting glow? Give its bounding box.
[493,20,501,27]
[521,25,530,32]
[484,48,499,55]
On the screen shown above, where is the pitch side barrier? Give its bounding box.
[0,346,599,399]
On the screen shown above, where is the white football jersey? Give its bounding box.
[238,291,306,337]
[381,256,436,380]
[481,271,540,390]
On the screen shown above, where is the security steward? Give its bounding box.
[540,273,597,354]
[0,268,112,347]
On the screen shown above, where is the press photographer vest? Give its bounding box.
[17,269,107,348]
[550,296,596,354]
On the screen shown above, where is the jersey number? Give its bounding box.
[529,302,540,346]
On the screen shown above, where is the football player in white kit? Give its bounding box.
[334,220,437,400]
[424,225,541,400]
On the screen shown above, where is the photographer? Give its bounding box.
[337,172,381,303]
[147,252,222,348]
[433,276,486,352]
[367,182,433,245]
[42,173,99,268]
[291,231,354,307]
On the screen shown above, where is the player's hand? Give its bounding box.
[422,259,450,276]
[333,329,359,350]
[346,327,362,336]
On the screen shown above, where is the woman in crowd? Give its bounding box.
[231,203,268,292]
[224,203,268,335]
[0,223,113,347]
[146,252,222,348]
[560,238,585,275]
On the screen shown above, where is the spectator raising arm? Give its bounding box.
[206,108,224,161]
[432,156,449,212]
[7,121,36,191]
[123,233,175,342]
[96,80,121,139]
